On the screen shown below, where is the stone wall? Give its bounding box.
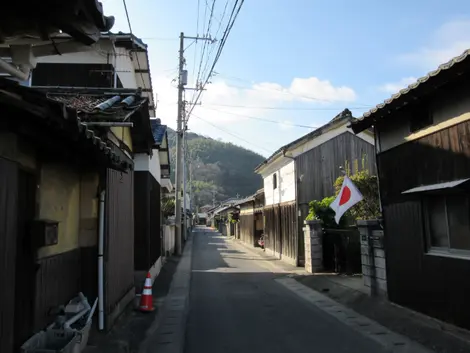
[358,220,387,297]
[304,220,323,273]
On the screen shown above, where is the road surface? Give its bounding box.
[184,228,391,353]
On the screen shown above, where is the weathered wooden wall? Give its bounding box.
[263,202,297,264]
[239,213,255,246]
[0,158,18,353]
[296,131,376,206]
[378,119,470,330]
[378,120,470,204]
[34,249,81,330]
[105,168,135,329]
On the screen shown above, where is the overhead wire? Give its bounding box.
[122,0,149,95]
[186,0,245,123]
[200,106,319,129]
[190,113,273,154]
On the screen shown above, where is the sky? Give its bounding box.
[101,0,470,157]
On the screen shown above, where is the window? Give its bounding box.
[424,195,470,254]
[273,173,277,189]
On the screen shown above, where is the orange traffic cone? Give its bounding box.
[139,272,154,312]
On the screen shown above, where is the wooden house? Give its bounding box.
[0,79,143,352]
[351,49,470,330]
[238,189,265,247]
[255,109,375,266]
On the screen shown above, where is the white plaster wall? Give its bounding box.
[134,150,161,184]
[263,160,296,206]
[379,85,470,152]
[115,47,137,89]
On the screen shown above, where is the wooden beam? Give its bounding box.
[135,69,150,74]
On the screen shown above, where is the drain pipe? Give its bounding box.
[98,190,106,330]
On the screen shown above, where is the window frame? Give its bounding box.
[273,173,277,190]
[423,194,470,258]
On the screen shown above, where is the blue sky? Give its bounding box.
[102,0,470,157]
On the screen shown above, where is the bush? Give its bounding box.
[306,196,351,228]
[334,169,381,221]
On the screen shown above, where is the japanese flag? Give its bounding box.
[330,176,363,224]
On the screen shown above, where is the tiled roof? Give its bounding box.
[0,78,132,171]
[352,49,470,132]
[47,91,146,121]
[150,119,168,144]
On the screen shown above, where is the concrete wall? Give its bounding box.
[263,160,296,206]
[78,172,99,247]
[378,84,470,152]
[37,163,81,259]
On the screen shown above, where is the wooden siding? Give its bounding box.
[239,213,255,246]
[0,158,18,353]
[378,119,470,205]
[105,169,134,329]
[296,131,376,207]
[280,203,297,261]
[377,119,470,329]
[264,203,298,263]
[34,249,81,330]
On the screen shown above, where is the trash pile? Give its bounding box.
[21,293,97,353]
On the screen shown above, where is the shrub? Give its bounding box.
[305,196,351,228]
[334,169,381,221]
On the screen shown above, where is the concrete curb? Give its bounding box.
[140,234,194,353]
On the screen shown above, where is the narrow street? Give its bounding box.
[185,228,391,353]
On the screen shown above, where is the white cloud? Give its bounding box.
[380,76,417,94]
[397,19,470,70]
[154,74,357,129]
[289,77,357,102]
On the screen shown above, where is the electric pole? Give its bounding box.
[174,32,185,255]
[182,124,187,241]
[174,32,214,254]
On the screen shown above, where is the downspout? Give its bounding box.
[98,190,106,331]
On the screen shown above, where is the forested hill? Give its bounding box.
[167,128,265,206]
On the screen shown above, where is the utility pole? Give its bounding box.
[174,32,185,255]
[182,124,187,241]
[175,32,214,254]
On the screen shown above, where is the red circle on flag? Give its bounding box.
[339,186,351,206]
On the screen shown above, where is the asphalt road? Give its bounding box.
[184,228,389,353]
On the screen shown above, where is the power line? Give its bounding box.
[191,112,273,154]
[202,103,372,111]
[122,0,150,95]
[200,106,318,129]
[186,0,245,123]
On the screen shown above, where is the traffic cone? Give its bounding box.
[139,272,155,312]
